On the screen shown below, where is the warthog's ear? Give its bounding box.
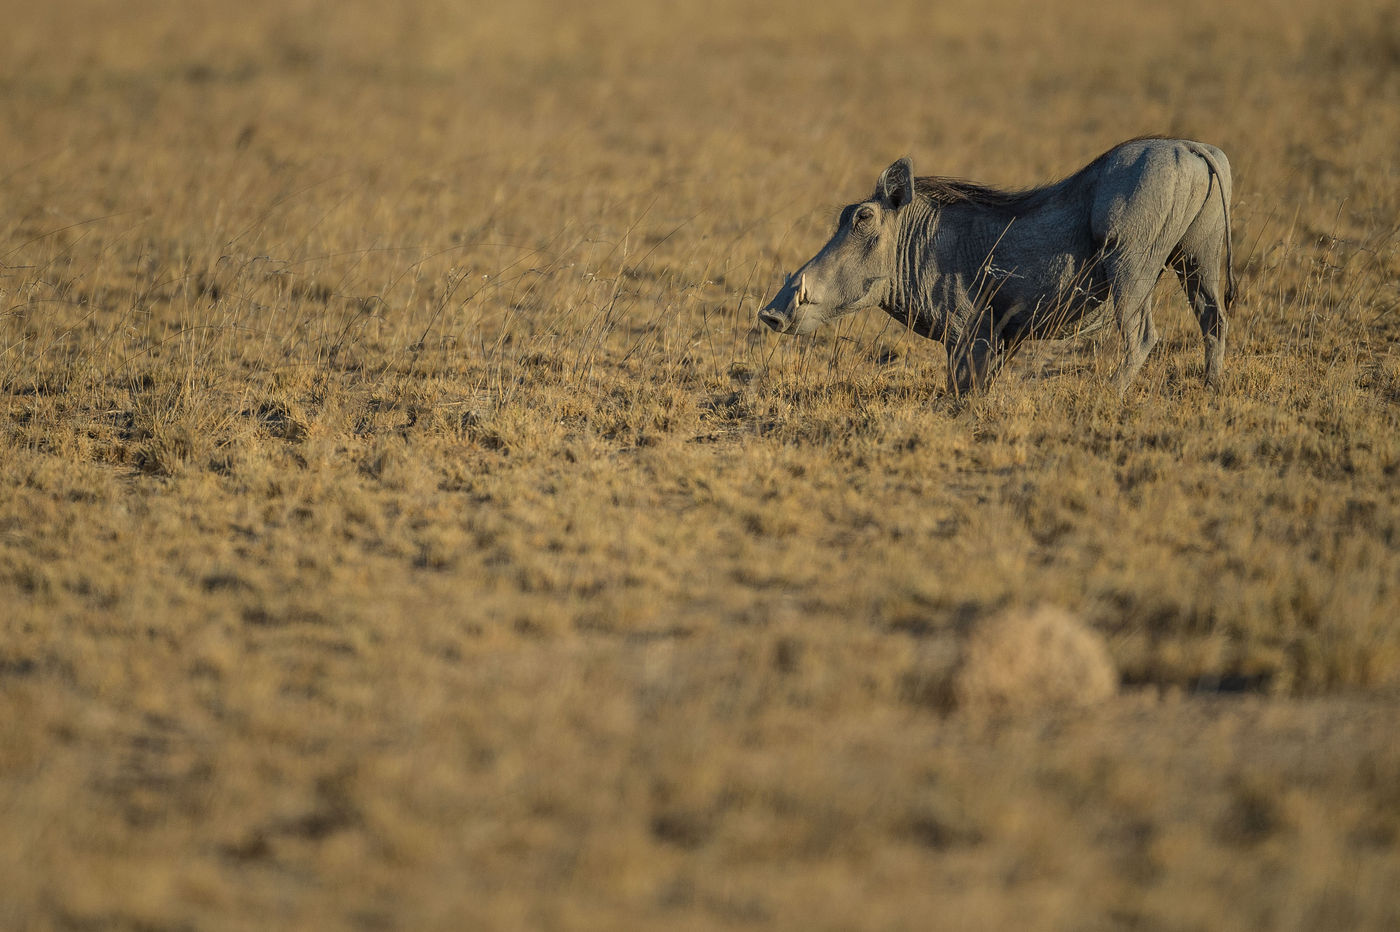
[877,158,915,210]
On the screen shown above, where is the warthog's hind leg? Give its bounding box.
[1172,249,1229,391]
[1106,256,1163,395]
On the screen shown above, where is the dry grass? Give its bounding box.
[1,0,1399,927]
[948,606,1118,714]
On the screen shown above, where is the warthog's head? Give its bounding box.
[759,158,916,335]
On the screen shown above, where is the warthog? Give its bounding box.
[759,137,1235,395]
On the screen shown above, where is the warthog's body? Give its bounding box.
[760,137,1235,394]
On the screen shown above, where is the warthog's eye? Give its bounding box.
[853,205,877,232]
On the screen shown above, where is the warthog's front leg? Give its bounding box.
[946,315,1006,396]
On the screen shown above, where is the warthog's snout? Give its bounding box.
[758,273,809,333]
[757,306,791,333]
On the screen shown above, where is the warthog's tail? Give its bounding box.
[1186,142,1236,310]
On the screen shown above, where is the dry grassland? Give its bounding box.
[2,0,1399,927]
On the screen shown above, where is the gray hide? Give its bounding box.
[759,137,1235,395]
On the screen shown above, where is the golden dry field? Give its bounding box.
[2,0,1399,927]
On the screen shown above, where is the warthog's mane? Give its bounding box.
[909,135,1171,210]
[911,176,1032,208]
